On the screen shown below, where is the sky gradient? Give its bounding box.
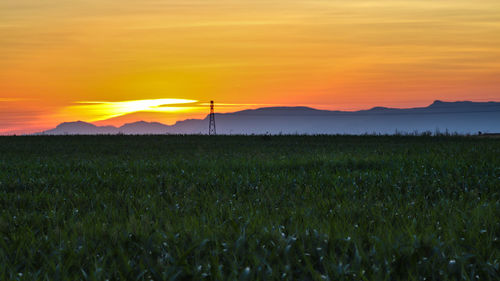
[1,0,500,134]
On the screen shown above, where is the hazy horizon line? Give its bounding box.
[3,99,500,136]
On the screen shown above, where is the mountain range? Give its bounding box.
[39,100,500,135]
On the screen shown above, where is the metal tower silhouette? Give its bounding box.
[209,100,216,135]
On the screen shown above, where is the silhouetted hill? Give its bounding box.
[41,121,168,135]
[119,121,169,134]
[40,101,500,135]
[44,121,119,135]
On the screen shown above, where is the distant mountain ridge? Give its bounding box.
[39,100,500,135]
[44,121,168,135]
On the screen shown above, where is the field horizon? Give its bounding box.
[22,100,500,136]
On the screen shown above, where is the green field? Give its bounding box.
[0,136,498,280]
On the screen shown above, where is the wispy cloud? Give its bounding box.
[1,0,500,132]
[63,98,198,121]
[0,98,26,102]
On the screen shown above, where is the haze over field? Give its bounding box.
[1,0,500,134]
[40,101,500,135]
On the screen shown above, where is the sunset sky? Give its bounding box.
[1,0,500,134]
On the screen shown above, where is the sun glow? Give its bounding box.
[63,98,198,121]
[1,0,500,134]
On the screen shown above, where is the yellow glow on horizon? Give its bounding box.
[1,0,500,133]
[64,98,198,121]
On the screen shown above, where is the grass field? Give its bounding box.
[0,136,498,280]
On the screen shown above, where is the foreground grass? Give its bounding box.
[0,135,498,280]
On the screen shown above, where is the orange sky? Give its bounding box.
[1,0,500,134]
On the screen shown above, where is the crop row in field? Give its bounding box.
[0,136,498,280]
